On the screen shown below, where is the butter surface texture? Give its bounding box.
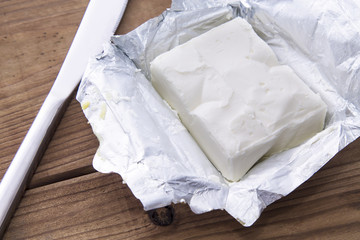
[150,17,327,181]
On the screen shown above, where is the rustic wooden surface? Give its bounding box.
[0,0,359,239]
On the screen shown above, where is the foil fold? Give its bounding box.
[76,0,360,226]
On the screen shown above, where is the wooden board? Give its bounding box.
[0,0,90,182]
[4,141,360,239]
[0,0,172,187]
[1,0,359,239]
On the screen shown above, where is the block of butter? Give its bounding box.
[150,17,327,181]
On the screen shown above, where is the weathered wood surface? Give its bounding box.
[0,0,91,184]
[0,0,359,239]
[0,0,171,187]
[4,141,360,239]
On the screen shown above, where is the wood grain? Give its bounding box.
[0,0,172,187]
[28,95,98,188]
[28,0,172,188]
[116,0,172,35]
[0,0,89,181]
[4,139,360,239]
[1,0,360,239]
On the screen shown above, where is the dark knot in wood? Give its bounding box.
[147,205,174,226]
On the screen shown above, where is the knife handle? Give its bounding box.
[0,90,71,236]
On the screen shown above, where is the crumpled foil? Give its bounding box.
[76,0,360,226]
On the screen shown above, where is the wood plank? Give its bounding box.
[2,0,360,238]
[0,0,89,180]
[4,138,360,239]
[0,0,172,186]
[28,95,98,188]
[29,0,172,188]
[116,0,172,35]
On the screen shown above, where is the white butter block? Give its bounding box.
[150,17,327,181]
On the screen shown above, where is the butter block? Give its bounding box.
[150,17,327,181]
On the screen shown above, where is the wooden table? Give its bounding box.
[1,0,359,239]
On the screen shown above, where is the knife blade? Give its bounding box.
[0,0,128,236]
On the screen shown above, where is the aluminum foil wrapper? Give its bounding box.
[76,0,360,226]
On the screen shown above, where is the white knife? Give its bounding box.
[0,0,128,235]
